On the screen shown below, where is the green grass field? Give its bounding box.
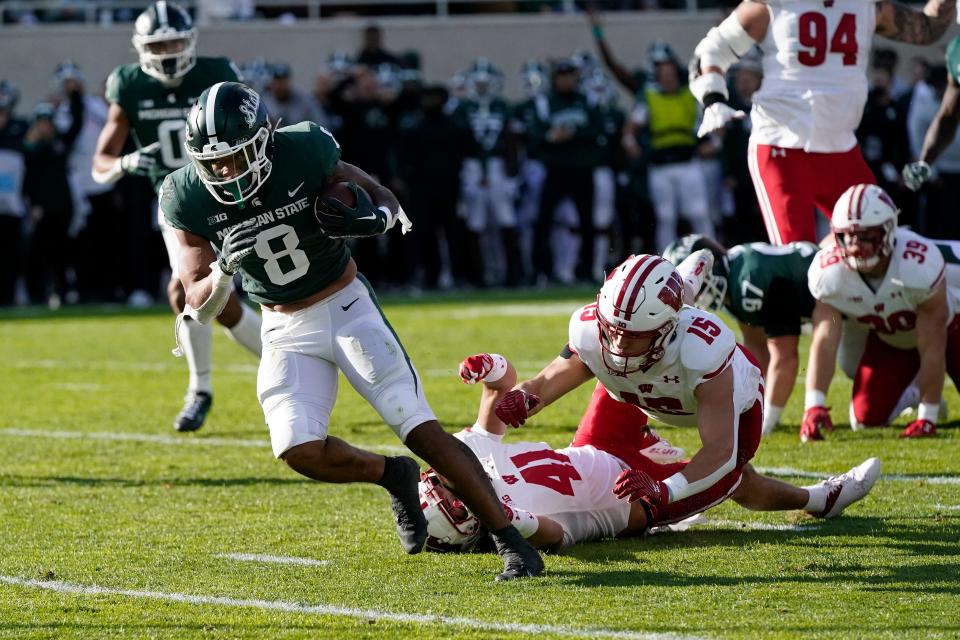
[1,293,958,639]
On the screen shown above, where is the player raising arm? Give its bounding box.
[803,184,960,441]
[160,81,542,580]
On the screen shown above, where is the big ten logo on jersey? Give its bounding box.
[794,11,858,67]
[509,449,582,496]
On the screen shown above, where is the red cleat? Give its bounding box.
[899,419,937,438]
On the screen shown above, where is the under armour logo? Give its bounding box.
[640,384,653,393]
[663,375,680,384]
[502,475,519,485]
[771,148,787,158]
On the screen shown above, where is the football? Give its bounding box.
[319,181,364,208]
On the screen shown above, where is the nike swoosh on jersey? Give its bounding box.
[341,297,360,311]
[288,182,305,198]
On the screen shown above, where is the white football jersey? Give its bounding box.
[808,228,959,349]
[750,0,877,153]
[569,305,763,427]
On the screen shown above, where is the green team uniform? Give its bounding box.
[106,57,240,192]
[946,36,960,84]
[160,122,350,305]
[537,93,602,169]
[597,104,626,168]
[511,96,546,161]
[725,241,818,336]
[454,97,512,160]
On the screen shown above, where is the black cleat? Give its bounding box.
[382,456,428,554]
[173,391,213,432]
[492,525,544,581]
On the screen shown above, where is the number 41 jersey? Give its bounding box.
[106,57,240,192]
[808,228,960,349]
[569,305,763,428]
[750,0,877,153]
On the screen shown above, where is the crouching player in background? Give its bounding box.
[803,184,960,441]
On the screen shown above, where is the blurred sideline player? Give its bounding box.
[91,1,260,432]
[419,352,878,552]
[489,253,879,529]
[690,0,955,244]
[160,82,542,580]
[664,234,818,435]
[803,184,960,441]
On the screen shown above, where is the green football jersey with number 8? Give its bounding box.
[105,57,240,192]
[160,122,351,305]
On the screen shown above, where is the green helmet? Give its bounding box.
[132,1,197,84]
[184,81,273,206]
[662,234,729,312]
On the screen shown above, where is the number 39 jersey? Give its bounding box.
[750,0,877,153]
[569,305,763,427]
[452,427,627,522]
[808,228,960,349]
[106,57,241,192]
[161,122,351,305]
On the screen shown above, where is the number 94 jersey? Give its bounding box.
[106,57,241,192]
[808,228,960,349]
[569,305,763,428]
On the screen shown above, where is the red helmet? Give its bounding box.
[596,254,683,375]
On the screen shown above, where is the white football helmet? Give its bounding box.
[596,254,684,375]
[831,184,899,272]
[418,470,482,552]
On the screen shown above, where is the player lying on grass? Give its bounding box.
[419,351,880,552]
[160,81,541,580]
[803,184,960,441]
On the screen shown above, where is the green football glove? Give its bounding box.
[217,220,259,275]
[315,182,389,239]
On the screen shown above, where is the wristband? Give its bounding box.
[804,390,826,410]
[918,402,940,423]
[702,92,728,108]
[592,25,604,40]
[484,353,509,383]
[505,505,540,538]
[662,472,688,503]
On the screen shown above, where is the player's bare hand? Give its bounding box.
[494,389,540,428]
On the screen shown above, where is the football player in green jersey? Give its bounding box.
[664,234,818,435]
[903,35,960,192]
[160,82,544,580]
[91,1,260,434]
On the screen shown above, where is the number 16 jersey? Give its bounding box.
[750,0,877,153]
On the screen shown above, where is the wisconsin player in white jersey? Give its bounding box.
[421,351,879,552]
[803,184,960,441]
[689,0,955,245]
[487,254,879,529]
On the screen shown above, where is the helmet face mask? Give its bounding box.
[831,184,899,274]
[596,255,683,376]
[185,82,274,206]
[133,2,197,84]
[418,470,482,552]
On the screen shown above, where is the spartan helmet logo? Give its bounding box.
[238,86,261,128]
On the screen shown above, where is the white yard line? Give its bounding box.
[0,575,702,640]
[757,466,960,485]
[699,519,820,532]
[216,553,329,567]
[932,504,960,510]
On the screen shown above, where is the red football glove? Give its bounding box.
[800,406,833,443]
[494,389,540,428]
[459,353,494,384]
[900,419,937,438]
[612,468,669,522]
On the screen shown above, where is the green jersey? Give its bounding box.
[160,122,350,305]
[454,97,512,160]
[947,36,960,85]
[726,241,818,336]
[106,57,240,192]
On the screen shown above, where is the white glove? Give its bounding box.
[697,103,746,138]
[120,141,161,176]
[676,248,714,307]
[902,161,931,192]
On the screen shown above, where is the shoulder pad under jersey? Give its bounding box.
[808,245,846,301]
[893,229,946,292]
[568,303,599,359]
[678,308,736,378]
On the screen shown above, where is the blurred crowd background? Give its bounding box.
[0,17,955,308]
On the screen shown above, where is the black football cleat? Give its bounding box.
[384,456,428,554]
[492,526,544,581]
[173,391,213,432]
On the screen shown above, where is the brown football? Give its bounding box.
[319,181,362,208]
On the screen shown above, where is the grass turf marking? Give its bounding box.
[216,553,330,567]
[757,465,960,485]
[0,575,704,640]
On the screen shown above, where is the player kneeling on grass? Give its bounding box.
[160,81,542,580]
[422,316,879,551]
[803,184,960,442]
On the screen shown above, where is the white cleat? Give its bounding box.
[807,457,881,519]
